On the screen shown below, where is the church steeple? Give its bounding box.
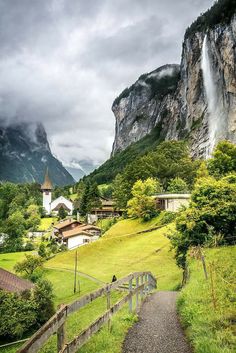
[41,168,53,214]
[41,167,53,191]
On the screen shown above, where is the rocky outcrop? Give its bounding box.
[112,65,180,154]
[112,12,236,158]
[0,121,74,185]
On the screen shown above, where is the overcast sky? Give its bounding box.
[0,0,214,169]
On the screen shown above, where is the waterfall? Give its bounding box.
[201,34,218,155]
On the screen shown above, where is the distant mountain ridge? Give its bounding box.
[0,121,74,186]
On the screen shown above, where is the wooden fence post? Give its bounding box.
[145,274,148,294]
[148,274,151,292]
[129,278,133,313]
[209,262,217,310]
[136,277,139,311]
[140,275,144,301]
[107,289,111,331]
[57,306,66,352]
[198,245,208,280]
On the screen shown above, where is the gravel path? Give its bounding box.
[122,291,192,353]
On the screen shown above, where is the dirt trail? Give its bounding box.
[122,291,192,353]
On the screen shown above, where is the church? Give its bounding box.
[41,169,73,215]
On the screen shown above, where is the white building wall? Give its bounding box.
[51,196,73,215]
[166,198,190,212]
[67,234,91,250]
[43,191,52,214]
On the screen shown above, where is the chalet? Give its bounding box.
[56,224,101,250]
[88,198,123,222]
[0,267,34,293]
[155,193,191,212]
[53,218,82,236]
[41,169,73,215]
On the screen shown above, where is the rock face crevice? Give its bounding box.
[112,15,236,158]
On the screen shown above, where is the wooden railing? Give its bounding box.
[17,271,156,353]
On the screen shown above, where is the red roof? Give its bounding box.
[61,224,101,239]
[0,268,34,293]
[54,219,80,230]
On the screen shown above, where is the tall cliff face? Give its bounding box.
[112,12,236,158]
[112,64,180,154]
[0,121,74,185]
[177,14,236,157]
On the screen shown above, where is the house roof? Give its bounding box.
[92,207,115,212]
[155,193,191,200]
[61,224,101,239]
[54,219,80,230]
[41,168,53,190]
[0,267,34,293]
[79,224,101,231]
[101,199,115,206]
[51,203,71,212]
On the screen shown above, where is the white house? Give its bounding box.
[56,224,101,250]
[41,169,73,215]
[155,194,191,212]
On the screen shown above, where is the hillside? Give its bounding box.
[86,124,164,184]
[45,217,181,290]
[178,246,236,353]
[0,216,181,353]
[0,122,74,186]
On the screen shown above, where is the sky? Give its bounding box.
[0,0,214,170]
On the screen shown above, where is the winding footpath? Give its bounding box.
[122,291,192,353]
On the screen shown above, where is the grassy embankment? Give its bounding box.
[0,215,181,353]
[178,246,236,353]
[37,217,56,232]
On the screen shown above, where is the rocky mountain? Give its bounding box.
[112,64,180,154]
[112,0,236,158]
[0,121,74,185]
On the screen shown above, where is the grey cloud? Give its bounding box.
[0,0,214,167]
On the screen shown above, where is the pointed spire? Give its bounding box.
[41,167,53,190]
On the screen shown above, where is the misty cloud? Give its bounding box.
[0,0,214,167]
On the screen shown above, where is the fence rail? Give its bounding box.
[17,271,156,353]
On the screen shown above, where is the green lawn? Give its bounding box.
[37,217,57,232]
[0,252,34,271]
[103,216,163,238]
[70,193,78,201]
[0,216,181,353]
[46,219,181,290]
[177,246,236,353]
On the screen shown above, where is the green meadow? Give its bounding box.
[0,216,181,353]
[178,246,236,353]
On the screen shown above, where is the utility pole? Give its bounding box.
[74,250,78,293]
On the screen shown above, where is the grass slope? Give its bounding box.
[0,216,181,353]
[178,246,236,353]
[46,218,181,290]
[37,217,56,232]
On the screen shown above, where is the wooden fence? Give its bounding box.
[17,271,156,353]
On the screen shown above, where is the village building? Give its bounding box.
[41,169,73,215]
[155,193,191,212]
[0,267,34,293]
[53,221,101,250]
[88,197,123,223]
[52,218,82,236]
